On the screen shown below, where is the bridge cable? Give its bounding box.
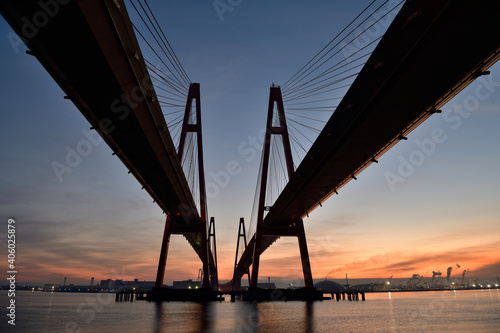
[288,37,381,92]
[282,0,400,93]
[286,96,343,106]
[285,73,359,102]
[281,1,405,168]
[146,60,189,96]
[281,0,380,91]
[163,109,185,116]
[131,22,187,92]
[128,0,190,88]
[282,40,380,98]
[140,0,191,84]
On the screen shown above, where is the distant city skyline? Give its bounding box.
[5,274,499,290]
[1,0,499,286]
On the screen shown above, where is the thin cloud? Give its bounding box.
[325,242,500,278]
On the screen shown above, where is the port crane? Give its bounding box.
[431,271,442,285]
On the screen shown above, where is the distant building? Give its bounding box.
[99,278,155,291]
[59,285,98,293]
[350,284,374,291]
[256,283,276,289]
[240,282,276,289]
[100,279,114,290]
[43,284,61,292]
[314,279,346,292]
[258,277,276,289]
[173,279,202,289]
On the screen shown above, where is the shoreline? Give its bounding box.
[365,287,500,293]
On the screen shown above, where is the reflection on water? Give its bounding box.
[153,302,163,333]
[153,299,315,332]
[305,301,314,332]
[153,302,215,333]
[114,291,500,333]
[197,303,212,332]
[387,291,396,331]
[234,301,259,332]
[2,289,499,332]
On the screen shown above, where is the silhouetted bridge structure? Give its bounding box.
[0,0,218,295]
[225,0,500,294]
[2,0,499,300]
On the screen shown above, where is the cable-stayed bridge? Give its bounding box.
[0,0,219,293]
[226,0,500,293]
[2,0,499,300]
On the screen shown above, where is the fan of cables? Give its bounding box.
[128,0,202,211]
[281,0,405,168]
[127,0,191,150]
[249,1,406,237]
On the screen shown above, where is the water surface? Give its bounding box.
[1,289,499,332]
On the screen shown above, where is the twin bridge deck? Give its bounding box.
[2,0,500,301]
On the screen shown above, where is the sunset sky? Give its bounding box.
[1,0,499,287]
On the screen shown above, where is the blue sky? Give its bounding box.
[1,0,499,286]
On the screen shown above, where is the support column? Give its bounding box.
[250,228,263,288]
[208,217,218,291]
[155,218,172,288]
[296,219,314,288]
[200,223,210,289]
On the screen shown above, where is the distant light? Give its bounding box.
[473,284,476,287]
[386,282,390,285]
[195,286,198,289]
[487,285,491,288]
[188,286,191,289]
[133,287,136,290]
[496,284,499,287]
[452,282,455,285]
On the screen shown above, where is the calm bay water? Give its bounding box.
[1,289,499,332]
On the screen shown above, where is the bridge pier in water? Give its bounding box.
[115,291,137,302]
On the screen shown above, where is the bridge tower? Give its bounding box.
[208,217,219,290]
[155,83,215,289]
[250,85,314,289]
[232,218,251,290]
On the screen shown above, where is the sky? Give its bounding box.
[1,0,499,287]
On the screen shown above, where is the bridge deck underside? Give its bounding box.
[233,0,500,282]
[267,0,500,226]
[0,0,207,259]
